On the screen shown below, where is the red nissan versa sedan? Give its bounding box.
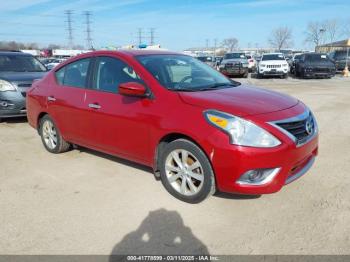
[26,50,318,203]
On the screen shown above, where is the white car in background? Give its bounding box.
[46,58,66,70]
[257,53,289,78]
[245,54,256,72]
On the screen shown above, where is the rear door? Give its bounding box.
[48,58,92,145]
[83,55,153,162]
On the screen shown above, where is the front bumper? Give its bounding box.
[220,67,248,76]
[205,105,318,195]
[0,90,27,118]
[259,68,288,76]
[303,72,335,78]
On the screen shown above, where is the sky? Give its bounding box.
[0,0,349,51]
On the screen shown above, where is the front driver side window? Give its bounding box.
[94,56,143,93]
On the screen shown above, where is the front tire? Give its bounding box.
[39,115,71,154]
[159,139,215,203]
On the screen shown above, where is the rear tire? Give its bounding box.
[39,115,71,154]
[159,139,215,203]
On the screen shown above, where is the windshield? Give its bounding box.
[224,53,246,59]
[305,54,329,62]
[197,56,213,62]
[0,55,47,72]
[262,54,285,61]
[137,54,239,91]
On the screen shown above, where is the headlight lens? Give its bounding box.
[283,64,288,67]
[0,79,16,92]
[259,63,266,67]
[204,110,281,147]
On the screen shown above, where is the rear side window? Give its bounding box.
[93,56,143,93]
[55,58,90,88]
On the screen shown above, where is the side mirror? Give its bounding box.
[119,82,148,97]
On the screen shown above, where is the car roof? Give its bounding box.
[90,49,181,57]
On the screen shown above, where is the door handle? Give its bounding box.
[88,103,101,109]
[47,96,56,102]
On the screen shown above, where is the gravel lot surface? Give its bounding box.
[1,75,350,255]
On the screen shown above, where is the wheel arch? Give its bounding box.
[37,111,49,132]
[153,132,212,177]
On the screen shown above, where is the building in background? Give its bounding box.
[316,39,350,53]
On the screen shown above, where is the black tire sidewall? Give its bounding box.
[39,115,62,154]
[159,139,214,204]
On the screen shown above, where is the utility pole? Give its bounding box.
[205,39,209,49]
[149,28,156,46]
[65,10,74,49]
[137,28,143,45]
[213,38,217,59]
[83,11,93,50]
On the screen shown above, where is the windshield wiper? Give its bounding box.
[198,83,238,91]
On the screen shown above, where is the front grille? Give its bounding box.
[225,62,241,68]
[267,64,281,68]
[274,112,316,146]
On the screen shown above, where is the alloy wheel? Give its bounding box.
[165,149,204,196]
[42,120,58,150]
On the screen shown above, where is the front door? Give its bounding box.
[83,56,153,163]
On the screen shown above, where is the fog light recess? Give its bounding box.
[237,168,280,186]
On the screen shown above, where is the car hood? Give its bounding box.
[179,84,299,117]
[0,71,47,82]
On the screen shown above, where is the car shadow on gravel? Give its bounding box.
[0,116,27,124]
[75,146,154,174]
[214,191,261,200]
[109,208,209,261]
[76,147,261,201]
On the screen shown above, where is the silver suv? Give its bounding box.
[219,52,249,78]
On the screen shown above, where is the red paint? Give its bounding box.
[27,50,318,195]
[119,82,148,97]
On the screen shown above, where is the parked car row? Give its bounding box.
[198,49,348,80]
[1,49,319,203]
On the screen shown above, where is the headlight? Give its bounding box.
[204,110,281,148]
[219,64,225,69]
[259,64,266,67]
[283,64,288,67]
[0,79,16,92]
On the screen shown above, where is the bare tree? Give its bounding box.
[269,26,293,50]
[323,19,341,43]
[221,38,239,52]
[305,21,326,48]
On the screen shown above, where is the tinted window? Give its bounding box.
[334,51,349,60]
[93,56,142,93]
[55,58,90,88]
[197,57,213,62]
[262,54,285,61]
[0,54,46,72]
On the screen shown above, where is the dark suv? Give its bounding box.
[328,50,350,71]
[0,51,47,121]
[294,53,336,79]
